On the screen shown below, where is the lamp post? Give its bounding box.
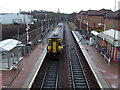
[80,18,81,32]
[14,15,22,63]
[45,14,47,27]
[26,23,30,55]
[98,23,106,47]
[87,21,89,33]
[83,20,89,38]
[78,18,81,32]
[48,19,49,32]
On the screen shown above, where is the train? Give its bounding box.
[47,23,64,58]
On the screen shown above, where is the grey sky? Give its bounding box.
[0,0,120,13]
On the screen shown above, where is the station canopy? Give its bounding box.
[0,39,22,52]
[98,29,120,47]
[91,31,99,36]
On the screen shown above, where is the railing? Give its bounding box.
[97,47,111,65]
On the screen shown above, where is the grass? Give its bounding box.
[82,28,103,32]
[94,29,103,32]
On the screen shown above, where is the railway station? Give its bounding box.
[0,21,119,89]
[0,6,120,89]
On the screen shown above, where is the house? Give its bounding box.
[77,9,120,32]
[104,10,120,30]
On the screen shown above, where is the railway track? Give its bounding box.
[40,60,59,89]
[65,23,90,89]
[31,22,100,89]
[31,57,60,89]
[68,46,90,89]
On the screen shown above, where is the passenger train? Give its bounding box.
[47,23,64,58]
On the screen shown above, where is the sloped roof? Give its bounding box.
[98,29,120,47]
[0,39,22,51]
[88,9,113,16]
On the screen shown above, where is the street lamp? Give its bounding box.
[83,20,89,39]
[14,15,22,62]
[98,23,106,47]
[48,19,49,32]
[40,20,44,39]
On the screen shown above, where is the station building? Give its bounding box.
[98,29,120,63]
[0,39,25,70]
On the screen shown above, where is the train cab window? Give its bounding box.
[58,40,62,46]
[48,40,52,46]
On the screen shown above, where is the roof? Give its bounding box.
[0,39,22,51]
[79,9,119,19]
[91,31,99,36]
[98,29,120,47]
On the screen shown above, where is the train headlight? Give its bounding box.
[58,46,62,51]
[48,46,51,51]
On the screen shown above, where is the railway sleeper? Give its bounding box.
[74,79,85,83]
[73,70,82,73]
[75,85,88,88]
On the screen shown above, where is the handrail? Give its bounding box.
[97,47,111,65]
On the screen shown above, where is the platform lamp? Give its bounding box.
[98,23,106,47]
[13,15,22,63]
[26,23,31,55]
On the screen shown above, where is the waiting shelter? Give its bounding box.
[0,39,24,70]
[98,29,120,63]
[90,31,99,47]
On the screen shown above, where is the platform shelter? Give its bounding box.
[98,29,120,63]
[0,39,24,70]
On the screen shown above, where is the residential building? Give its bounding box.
[77,9,120,32]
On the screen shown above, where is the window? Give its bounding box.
[58,40,62,46]
[48,40,52,46]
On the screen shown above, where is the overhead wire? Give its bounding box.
[0,7,17,13]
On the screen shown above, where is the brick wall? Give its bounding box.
[105,18,120,30]
[88,16,104,27]
[77,9,120,31]
[79,14,120,31]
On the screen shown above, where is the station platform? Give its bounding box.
[1,43,46,88]
[72,31,119,89]
[1,24,59,89]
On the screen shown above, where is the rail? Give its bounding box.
[68,45,90,89]
[40,60,59,89]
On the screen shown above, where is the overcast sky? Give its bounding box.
[0,0,120,14]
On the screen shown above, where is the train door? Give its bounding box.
[53,41,57,53]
